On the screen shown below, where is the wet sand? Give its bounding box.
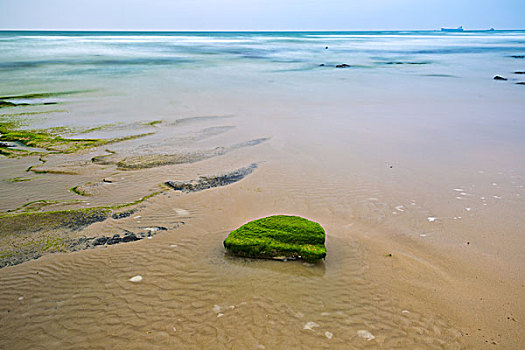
[1,96,524,348]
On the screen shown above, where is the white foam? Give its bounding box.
[133,215,141,219]
[170,244,178,248]
[357,330,375,341]
[453,189,464,192]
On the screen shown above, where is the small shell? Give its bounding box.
[129,275,143,282]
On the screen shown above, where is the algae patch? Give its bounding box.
[224,215,327,263]
[0,191,164,267]
[0,207,111,235]
[0,124,154,155]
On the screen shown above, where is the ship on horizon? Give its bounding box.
[441,26,464,32]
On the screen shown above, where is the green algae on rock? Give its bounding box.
[223,215,327,263]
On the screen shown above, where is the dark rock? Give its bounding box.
[107,234,121,245]
[167,163,257,193]
[93,237,108,246]
[517,82,525,85]
[0,142,12,148]
[493,75,507,81]
[336,64,351,68]
[111,209,136,220]
[383,61,428,65]
[325,46,328,49]
[510,55,525,59]
[319,64,325,67]
[121,233,140,242]
[514,71,525,74]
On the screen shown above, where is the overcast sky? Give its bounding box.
[1,0,524,31]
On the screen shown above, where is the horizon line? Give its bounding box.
[0,28,523,32]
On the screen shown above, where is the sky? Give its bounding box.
[0,0,524,31]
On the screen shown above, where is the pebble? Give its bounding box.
[325,331,333,339]
[357,330,375,341]
[304,321,320,330]
[170,244,178,248]
[427,217,436,222]
[465,208,471,211]
[217,313,224,318]
[129,275,143,282]
[18,296,23,301]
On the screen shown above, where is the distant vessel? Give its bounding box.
[441,26,464,32]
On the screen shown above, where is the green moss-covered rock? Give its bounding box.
[223,215,327,263]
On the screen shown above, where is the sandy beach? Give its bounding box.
[0,31,524,349]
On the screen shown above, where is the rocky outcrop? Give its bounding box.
[223,215,327,263]
[166,163,257,193]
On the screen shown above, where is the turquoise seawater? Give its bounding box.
[1,30,524,83]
